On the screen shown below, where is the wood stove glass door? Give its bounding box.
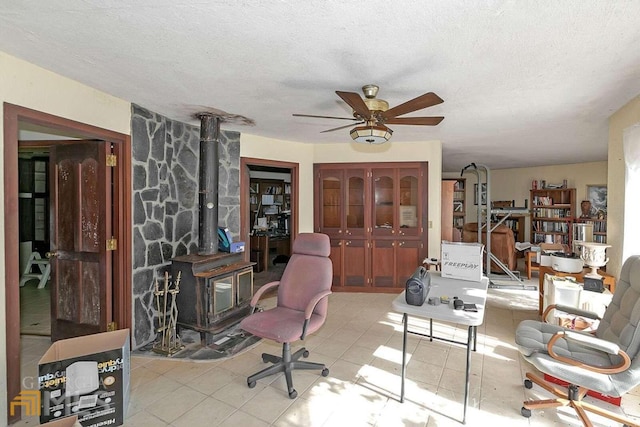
[212,275,234,316]
[236,268,253,306]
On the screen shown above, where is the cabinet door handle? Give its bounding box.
[346,241,351,246]
[399,242,405,246]
[338,229,342,234]
[391,229,395,234]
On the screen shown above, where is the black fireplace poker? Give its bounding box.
[197,113,221,256]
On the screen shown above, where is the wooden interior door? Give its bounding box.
[49,141,112,341]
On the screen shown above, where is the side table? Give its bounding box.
[525,251,540,280]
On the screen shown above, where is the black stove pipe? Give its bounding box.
[197,113,220,256]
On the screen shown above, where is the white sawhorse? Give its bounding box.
[19,252,50,289]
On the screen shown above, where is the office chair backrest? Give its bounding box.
[277,233,332,317]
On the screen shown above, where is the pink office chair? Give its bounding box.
[240,233,333,398]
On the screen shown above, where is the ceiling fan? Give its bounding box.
[293,84,444,144]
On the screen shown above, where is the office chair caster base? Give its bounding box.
[261,353,280,364]
[248,380,257,388]
[521,407,531,418]
[288,389,297,399]
[322,368,329,377]
[524,379,533,389]
[302,350,309,358]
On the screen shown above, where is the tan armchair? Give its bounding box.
[462,222,517,273]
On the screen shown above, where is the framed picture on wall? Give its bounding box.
[473,183,487,205]
[586,184,607,218]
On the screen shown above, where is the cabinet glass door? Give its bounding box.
[398,169,420,236]
[345,169,365,237]
[372,169,395,236]
[319,170,343,233]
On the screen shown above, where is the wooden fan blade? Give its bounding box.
[381,92,444,119]
[335,91,372,119]
[384,116,445,126]
[321,122,365,133]
[292,113,360,121]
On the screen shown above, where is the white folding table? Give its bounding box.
[392,272,489,424]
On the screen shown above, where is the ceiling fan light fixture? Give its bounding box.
[350,124,393,144]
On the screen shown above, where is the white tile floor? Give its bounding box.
[15,272,640,426]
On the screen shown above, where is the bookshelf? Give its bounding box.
[250,178,291,232]
[530,188,576,245]
[494,214,526,242]
[452,178,466,233]
[491,200,525,242]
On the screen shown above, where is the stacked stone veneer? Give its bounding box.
[131,104,240,348]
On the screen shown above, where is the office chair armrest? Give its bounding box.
[547,330,632,374]
[249,281,280,308]
[300,290,332,340]
[542,304,601,324]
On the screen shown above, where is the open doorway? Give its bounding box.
[18,149,51,337]
[4,104,132,424]
[240,158,298,289]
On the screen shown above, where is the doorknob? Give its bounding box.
[46,251,58,259]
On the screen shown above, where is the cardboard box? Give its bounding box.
[39,329,130,427]
[42,415,80,426]
[441,241,484,282]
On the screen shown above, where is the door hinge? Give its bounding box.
[106,237,117,251]
[107,154,117,167]
[107,322,117,331]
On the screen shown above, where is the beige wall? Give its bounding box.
[239,134,316,233]
[0,51,132,421]
[608,94,640,277]
[444,161,608,242]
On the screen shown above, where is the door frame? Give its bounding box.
[240,157,299,253]
[3,103,132,424]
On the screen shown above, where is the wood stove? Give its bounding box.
[171,112,254,344]
[172,252,253,343]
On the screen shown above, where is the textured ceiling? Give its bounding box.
[2,1,640,172]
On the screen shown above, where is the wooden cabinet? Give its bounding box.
[315,162,428,292]
[530,188,576,245]
[441,180,455,241]
[371,239,422,288]
[441,178,466,241]
[372,167,422,238]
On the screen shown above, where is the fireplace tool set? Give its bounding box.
[153,270,184,356]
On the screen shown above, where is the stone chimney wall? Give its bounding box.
[130,104,240,348]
